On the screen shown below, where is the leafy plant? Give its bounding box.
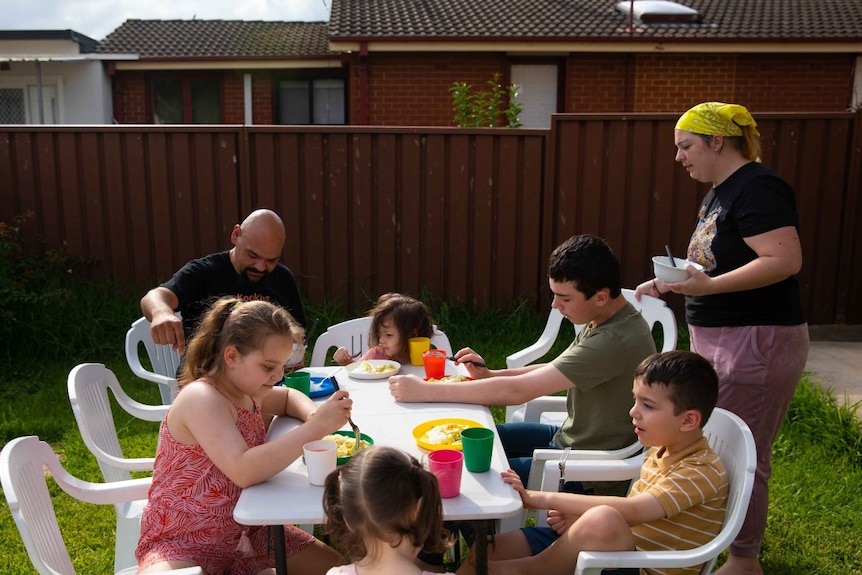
[0,212,103,371]
[450,73,523,128]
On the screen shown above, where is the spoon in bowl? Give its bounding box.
[665,244,677,268]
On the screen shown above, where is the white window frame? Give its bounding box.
[0,74,65,124]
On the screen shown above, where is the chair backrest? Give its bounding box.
[67,363,168,485]
[621,288,677,352]
[1,436,201,575]
[124,316,182,404]
[0,436,153,575]
[310,317,452,366]
[572,407,757,575]
[310,317,373,366]
[506,289,676,371]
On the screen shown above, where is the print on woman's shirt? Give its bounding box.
[687,204,719,272]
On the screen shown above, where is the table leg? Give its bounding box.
[469,519,495,575]
[270,525,288,575]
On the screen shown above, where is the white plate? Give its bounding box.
[345,359,401,380]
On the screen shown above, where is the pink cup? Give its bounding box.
[428,449,463,498]
[423,349,447,379]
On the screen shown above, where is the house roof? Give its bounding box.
[96,19,336,59]
[328,0,862,42]
[0,29,99,52]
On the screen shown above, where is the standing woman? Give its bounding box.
[635,102,809,575]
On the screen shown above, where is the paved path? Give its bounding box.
[804,334,862,418]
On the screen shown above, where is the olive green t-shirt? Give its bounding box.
[551,301,656,452]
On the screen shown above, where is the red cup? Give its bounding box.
[423,349,447,379]
[428,449,463,498]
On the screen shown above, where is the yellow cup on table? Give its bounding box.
[408,337,431,366]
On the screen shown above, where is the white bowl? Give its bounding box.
[652,256,704,283]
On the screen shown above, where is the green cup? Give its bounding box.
[461,427,495,473]
[283,371,311,395]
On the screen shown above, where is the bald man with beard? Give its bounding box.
[141,209,306,356]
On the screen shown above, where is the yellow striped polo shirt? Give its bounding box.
[630,436,729,575]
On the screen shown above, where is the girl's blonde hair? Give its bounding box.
[322,446,452,561]
[367,293,434,352]
[179,297,304,386]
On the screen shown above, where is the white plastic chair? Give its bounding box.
[67,363,169,572]
[534,408,756,575]
[504,289,677,424]
[310,316,452,366]
[125,315,182,404]
[499,289,676,531]
[0,435,202,575]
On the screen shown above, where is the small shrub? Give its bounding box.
[450,73,523,128]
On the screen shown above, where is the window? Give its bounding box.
[152,78,221,124]
[0,79,60,124]
[278,78,345,125]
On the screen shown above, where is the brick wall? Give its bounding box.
[348,53,507,126]
[110,52,854,126]
[565,54,629,112]
[223,73,244,123]
[114,71,149,123]
[632,54,852,113]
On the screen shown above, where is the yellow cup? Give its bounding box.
[408,337,431,366]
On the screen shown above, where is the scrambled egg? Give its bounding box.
[421,423,469,446]
[427,374,470,383]
[323,434,371,457]
[355,361,397,374]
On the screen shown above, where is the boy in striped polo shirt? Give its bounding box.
[459,350,728,575]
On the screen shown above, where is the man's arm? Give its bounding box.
[388,363,571,404]
[140,287,186,353]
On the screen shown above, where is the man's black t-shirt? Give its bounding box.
[161,251,305,341]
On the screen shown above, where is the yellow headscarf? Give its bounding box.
[675,102,760,138]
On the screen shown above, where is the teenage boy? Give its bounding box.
[456,350,729,575]
[389,234,656,496]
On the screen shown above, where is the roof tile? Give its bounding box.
[328,0,862,41]
[97,19,335,58]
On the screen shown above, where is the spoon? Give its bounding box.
[665,244,677,268]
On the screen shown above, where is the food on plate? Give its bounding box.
[420,422,471,447]
[323,434,372,458]
[426,374,471,383]
[355,361,398,374]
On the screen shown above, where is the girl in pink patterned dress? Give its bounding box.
[333,293,435,366]
[322,446,455,575]
[136,297,351,575]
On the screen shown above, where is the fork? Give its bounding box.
[558,446,572,491]
[329,374,362,455]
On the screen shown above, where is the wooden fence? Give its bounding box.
[1,112,859,325]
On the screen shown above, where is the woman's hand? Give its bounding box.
[634,278,661,301]
[663,265,712,296]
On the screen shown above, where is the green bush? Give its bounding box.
[450,72,523,128]
[0,212,137,377]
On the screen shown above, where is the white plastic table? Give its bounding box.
[234,362,521,575]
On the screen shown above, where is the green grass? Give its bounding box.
[1,286,861,574]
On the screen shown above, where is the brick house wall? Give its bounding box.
[347,52,507,126]
[112,70,276,124]
[110,52,854,126]
[348,51,854,126]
